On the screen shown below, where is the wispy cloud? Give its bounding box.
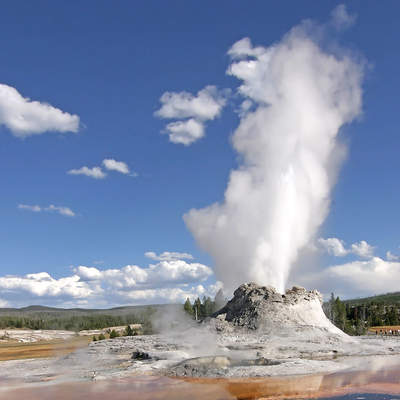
[145,251,194,262]
[67,166,107,179]
[68,159,135,179]
[18,204,76,217]
[331,4,357,31]
[0,83,79,137]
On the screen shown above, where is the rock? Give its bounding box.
[168,356,232,377]
[132,350,151,360]
[212,282,342,334]
[241,357,282,366]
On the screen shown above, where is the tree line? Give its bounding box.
[183,289,226,320]
[324,293,400,335]
[0,309,155,334]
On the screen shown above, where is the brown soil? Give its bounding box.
[0,336,90,361]
[369,325,400,333]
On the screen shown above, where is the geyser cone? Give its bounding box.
[212,282,345,336]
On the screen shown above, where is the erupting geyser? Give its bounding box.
[184,23,364,292]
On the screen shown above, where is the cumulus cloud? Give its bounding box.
[0,256,216,307]
[185,21,364,293]
[164,118,205,146]
[318,237,348,257]
[0,299,9,308]
[156,85,226,120]
[145,251,194,262]
[0,83,79,137]
[0,272,92,298]
[18,204,75,217]
[102,159,130,175]
[351,240,374,259]
[67,166,106,179]
[386,251,399,261]
[318,237,375,259]
[155,85,227,145]
[75,260,212,287]
[300,257,400,299]
[331,4,357,31]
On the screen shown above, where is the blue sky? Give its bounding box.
[0,1,399,307]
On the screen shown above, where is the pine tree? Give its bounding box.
[183,298,194,315]
[202,297,214,317]
[109,329,119,339]
[125,325,134,336]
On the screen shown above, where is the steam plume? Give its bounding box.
[184,23,363,293]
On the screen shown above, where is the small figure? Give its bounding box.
[91,370,97,382]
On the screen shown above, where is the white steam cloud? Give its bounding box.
[185,22,364,293]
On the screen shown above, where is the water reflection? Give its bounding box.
[1,357,400,400]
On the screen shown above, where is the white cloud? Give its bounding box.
[164,118,205,146]
[318,237,375,259]
[155,85,228,145]
[18,204,75,217]
[18,204,41,213]
[45,205,75,217]
[145,251,194,262]
[0,299,9,308]
[102,159,130,175]
[74,259,212,288]
[350,240,374,259]
[0,272,92,298]
[302,257,400,299]
[0,257,215,307]
[67,166,106,179]
[155,85,226,121]
[0,83,79,137]
[386,251,400,261]
[318,237,348,257]
[331,4,356,31]
[68,159,134,179]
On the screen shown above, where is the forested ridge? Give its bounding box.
[0,305,170,333]
[324,292,400,335]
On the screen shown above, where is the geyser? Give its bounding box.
[185,22,364,292]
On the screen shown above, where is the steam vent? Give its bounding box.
[212,282,345,335]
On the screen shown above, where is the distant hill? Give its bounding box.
[0,303,180,316]
[0,303,182,332]
[343,292,400,306]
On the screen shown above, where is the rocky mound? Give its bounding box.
[211,282,345,335]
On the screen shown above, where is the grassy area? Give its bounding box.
[0,336,90,361]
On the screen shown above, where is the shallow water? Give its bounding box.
[1,359,400,399]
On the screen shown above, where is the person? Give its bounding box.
[91,371,97,382]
